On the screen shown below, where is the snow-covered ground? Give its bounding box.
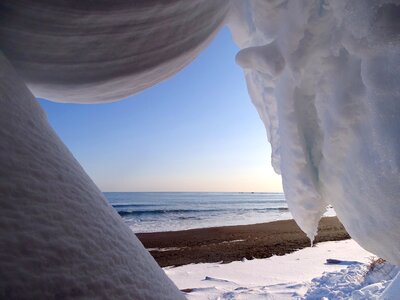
[165,240,399,299]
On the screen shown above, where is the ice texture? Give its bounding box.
[0,1,229,103]
[228,0,400,263]
[0,52,185,299]
[0,0,400,298]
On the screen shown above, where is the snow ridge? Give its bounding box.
[0,52,185,299]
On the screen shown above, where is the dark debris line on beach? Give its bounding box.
[137,217,350,267]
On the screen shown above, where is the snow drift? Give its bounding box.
[0,0,399,298]
[0,52,185,299]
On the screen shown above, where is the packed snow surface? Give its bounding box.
[1,0,399,299]
[165,239,399,299]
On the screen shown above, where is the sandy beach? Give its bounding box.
[137,216,349,267]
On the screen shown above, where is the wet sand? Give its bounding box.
[137,217,350,267]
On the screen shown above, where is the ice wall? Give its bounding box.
[228,0,400,264]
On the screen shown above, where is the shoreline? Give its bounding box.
[137,216,350,267]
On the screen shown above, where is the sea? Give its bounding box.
[104,192,299,233]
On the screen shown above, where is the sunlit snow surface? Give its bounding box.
[166,240,399,300]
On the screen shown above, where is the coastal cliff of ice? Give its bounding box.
[0,0,399,298]
[228,0,400,264]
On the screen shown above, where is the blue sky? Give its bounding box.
[38,27,282,192]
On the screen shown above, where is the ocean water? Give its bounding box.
[104,192,299,233]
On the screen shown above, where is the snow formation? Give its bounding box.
[0,52,185,299]
[1,0,400,298]
[228,0,400,264]
[0,1,229,298]
[0,1,229,103]
[305,259,400,299]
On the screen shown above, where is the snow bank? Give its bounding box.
[0,52,184,299]
[228,0,400,264]
[305,259,399,299]
[306,263,371,300]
